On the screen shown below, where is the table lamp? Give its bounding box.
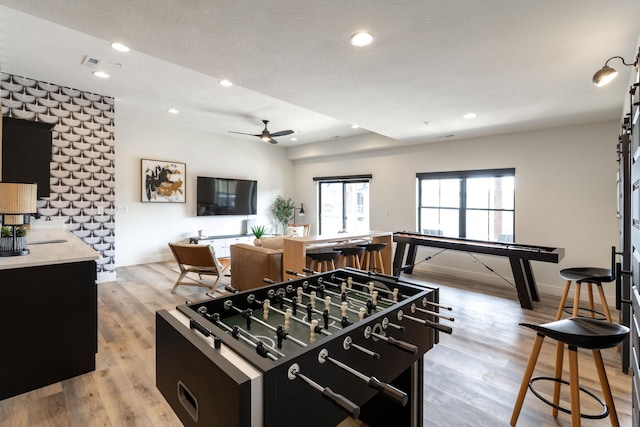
[0,182,37,256]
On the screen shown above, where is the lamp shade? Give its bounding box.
[0,183,38,216]
[593,65,618,87]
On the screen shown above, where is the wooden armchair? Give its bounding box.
[168,242,231,295]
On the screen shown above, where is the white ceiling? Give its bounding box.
[0,1,639,151]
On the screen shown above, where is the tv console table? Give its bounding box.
[189,234,253,258]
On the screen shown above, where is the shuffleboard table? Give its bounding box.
[392,231,564,309]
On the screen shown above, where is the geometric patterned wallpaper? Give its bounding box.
[1,72,115,275]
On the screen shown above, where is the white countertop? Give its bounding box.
[0,228,99,270]
[283,230,392,245]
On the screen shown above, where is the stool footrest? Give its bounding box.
[528,376,609,420]
[561,305,608,321]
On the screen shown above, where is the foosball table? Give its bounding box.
[156,268,453,427]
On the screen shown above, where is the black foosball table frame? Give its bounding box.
[156,268,452,427]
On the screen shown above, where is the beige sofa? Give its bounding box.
[230,243,283,291]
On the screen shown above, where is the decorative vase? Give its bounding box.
[0,236,27,252]
[0,237,13,251]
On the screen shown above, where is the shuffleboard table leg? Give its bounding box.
[521,259,540,302]
[509,256,534,309]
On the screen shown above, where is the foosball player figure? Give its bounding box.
[276,324,288,349]
[242,308,253,330]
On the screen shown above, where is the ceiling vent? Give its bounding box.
[81,56,102,69]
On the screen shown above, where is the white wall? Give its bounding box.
[292,120,620,298]
[113,113,621,300]
[114,115,294,267]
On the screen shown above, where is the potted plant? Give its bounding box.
[251,225,266,239]
[0,225,28,252]
[272,196,295,235]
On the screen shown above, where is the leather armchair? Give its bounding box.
[230,243,283,291]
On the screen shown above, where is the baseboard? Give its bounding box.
[410,264,617,301]
[97,271,116,283]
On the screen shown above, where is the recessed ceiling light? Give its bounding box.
[463,113,477,119]
[110,42,130,52]
[350,32,373,47]
[351,124,360,129]
[167,108,179,114]
[220,79,233,87]
[92,71,110,79]
[291,137,298,141]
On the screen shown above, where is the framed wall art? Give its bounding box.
[141,159,186,203]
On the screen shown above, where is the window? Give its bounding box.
[315,175,371,235]
[417,168,515,242]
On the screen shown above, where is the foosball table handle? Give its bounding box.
[425,319,453,335]
[386,336,418,355]
[189,319,213,338]
[321,387,361,419]
[368,376,408,406]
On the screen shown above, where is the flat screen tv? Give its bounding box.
[197,176,257,216]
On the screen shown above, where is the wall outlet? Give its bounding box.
[117,205,128,213]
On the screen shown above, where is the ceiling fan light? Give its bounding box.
[592,65,618,87]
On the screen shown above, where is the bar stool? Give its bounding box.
[555,247,616,322]
[307,250,340,273]
[510,317,629,426]
[358,243,387,274]
[334,246,365,269]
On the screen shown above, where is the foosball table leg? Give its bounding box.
[358,357,424,427]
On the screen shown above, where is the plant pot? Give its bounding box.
[0,236,27,252]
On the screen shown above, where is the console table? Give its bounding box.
[0,228,99,400]
[189,234,254,258]
[282,230,393,280]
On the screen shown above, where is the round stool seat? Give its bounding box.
[520,317,629,350]
[559,267,613,284]
[334,246,365,269]
[358,243,387,274]
[307,251,341,262]
[555,247,617,323]
[307,250,341,272]
[511,316,630,426]
[359,243,387,252]
[335,246,366,256]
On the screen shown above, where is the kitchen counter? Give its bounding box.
[0,228,98,270]
[0,227,99,400]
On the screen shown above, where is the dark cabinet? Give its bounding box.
[0,260,97,400]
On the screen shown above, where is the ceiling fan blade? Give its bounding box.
[268,138,278,144]
[270,129,294,137]
[229,131,261,137]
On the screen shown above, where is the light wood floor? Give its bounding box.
[0,262,632,426]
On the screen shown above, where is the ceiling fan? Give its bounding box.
[229,120,294,144]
